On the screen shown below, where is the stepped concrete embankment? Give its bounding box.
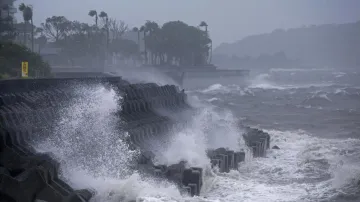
[0,77,271,200]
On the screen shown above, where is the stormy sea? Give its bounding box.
[34,67,360,202]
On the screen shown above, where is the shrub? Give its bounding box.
[0,41,51,78]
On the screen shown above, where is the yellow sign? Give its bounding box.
[21,61,28,78]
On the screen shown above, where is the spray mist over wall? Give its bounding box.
[152,96,246,167]
[34,84,139,187]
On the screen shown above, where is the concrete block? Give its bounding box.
[0,167,47,202]
[182,186,191,196]
[226,150,235,169]
[234,151,245,169]
[154,168,162,177]
[0,77,201,200]
[214,154,227,173]
[188,183,198,197]
[182,167,202,196]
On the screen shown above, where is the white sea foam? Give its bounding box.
[153,103,246,167]
[30,82,360,202]
[199,83,254,96]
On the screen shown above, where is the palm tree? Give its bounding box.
[99,11,108,20]
[18,3,26,44]
[99,11,109,64]
[88,10,98,27]
[199,21,208,33]
[99,12,109,45]
[28,6,34,52]
[132,27,140,52]
[199,21,211,64]
[18,3,34,51]
[144,21,159,65]
[140,25,147,64]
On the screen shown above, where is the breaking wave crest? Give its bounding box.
[200,129,360,202]
[33,85,138,183]
[29,83,252,201]
[199,83,254,96]
[28,77,360,201]
[153,105,246,167]
[249,73,286,90]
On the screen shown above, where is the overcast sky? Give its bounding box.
[16,0,360,47]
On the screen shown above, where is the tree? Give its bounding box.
[88,10,98,27]
[199,21,208,33]
[109,18,128,40]
[18,3,34,50]
[41,16,71,43]
[143,21,160,64]
[139,25,147,64]
[99,11,109,54]
[132,27,140,53]
[99,11,108,26]
[36,12,211,68]
[199,21,211,63]
[140,20,211,66]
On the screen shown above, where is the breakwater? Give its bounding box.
[0,77,270,201]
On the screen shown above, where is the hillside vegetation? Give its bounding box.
[0,3,51,79]
[0,41,51,78]
[214,21,360,68]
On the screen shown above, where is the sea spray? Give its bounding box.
[33,84,139,186]
[152,96,247,167]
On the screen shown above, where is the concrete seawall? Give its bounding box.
[0,77,271,200]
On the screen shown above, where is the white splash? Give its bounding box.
[248,73,285,90]
[153,105,245,168]
[33,84,139,191]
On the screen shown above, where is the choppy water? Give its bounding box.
[33,67,360,202]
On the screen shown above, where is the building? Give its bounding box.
[1,0,35,50]
[0,0,17,41]
[0,0,17,24]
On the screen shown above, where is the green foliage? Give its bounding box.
[35,12,211,67]
[41,16,71,42]
[144,21,211,65]
[0,41,51,78]
[99,11,108,18]
[88,10,98,26]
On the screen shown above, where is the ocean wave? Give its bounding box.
[333,71,347,78]
[248,73,337,90]
[248,73,286,90]
[302,92,332,106]
[199,83,255,96]
[206,97,222,102]
[32,80,359,202]
[195,73,357,96]
[188,129,360,202]
[270,68,334,73]
[334,87,360,96]
[334,88,350,95]
[201,83,231,93]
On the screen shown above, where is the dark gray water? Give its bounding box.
[188,67,360,202]
[33,67,360,202]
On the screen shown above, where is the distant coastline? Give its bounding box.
[214,20,360,69]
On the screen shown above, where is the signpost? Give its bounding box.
[21,61,28,78]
